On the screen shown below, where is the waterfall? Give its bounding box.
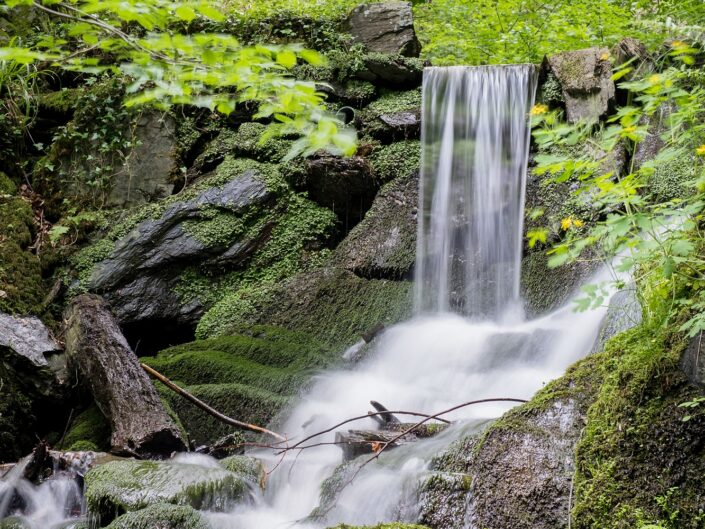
[1,66,613,529]
[415,65,538,318]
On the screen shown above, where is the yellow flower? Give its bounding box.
[530,103,549,116]
[647,74,662,85]
[697,145,705,156]
[600,51,611,61]
[671,40,687,49]
[561,217,584,230]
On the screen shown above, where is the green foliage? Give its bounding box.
[531,45,705,336]
[0,0,356,160]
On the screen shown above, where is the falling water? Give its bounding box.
[415,65,538,318]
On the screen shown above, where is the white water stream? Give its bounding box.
[1,65,617,529]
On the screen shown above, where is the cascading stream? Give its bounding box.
[206,65,611,528]
[1,65,614,529]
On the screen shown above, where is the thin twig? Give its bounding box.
[141,363,286,442]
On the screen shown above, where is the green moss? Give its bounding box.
[232,122,293,162]
[572,326,705,528]
[105,504,209,529]
[38,88,83,114]
[145,326,333,444]
[370,140,421,182]
[0,172,16,195]
[59,405,111,452]
[162,382,289,445]
[333,522,428,529]
[0,194,44,315]
[192,192,337,338]
[85,459,249,525]
[202,267,413,350]
[220,455,265,484]
[367,89,422,115]
[647,155,695,202]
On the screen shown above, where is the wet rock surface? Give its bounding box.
[0,313,60,367]
[333,172,418,279]
[344,2,421,57]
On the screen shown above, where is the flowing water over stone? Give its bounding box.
[205,65,609,528]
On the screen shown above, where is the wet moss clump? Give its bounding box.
[85,459,250,525]
[58,405,111,452]
[200,267,413,350]
[572,326,705,528]
[105,503,209,529]
[144,326,332,444]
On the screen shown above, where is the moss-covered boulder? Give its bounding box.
[198,267,413,349]
[71,158,336,343]
[572,328,705,529]
[84,457,254,525]
[58,405,111,453]
[144,326,333,444]
[104,503,210,529]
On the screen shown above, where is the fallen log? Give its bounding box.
[63,294,187,457]
[141,363,286,442]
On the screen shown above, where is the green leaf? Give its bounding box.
[276,50,297,69]
[175,5,196,22]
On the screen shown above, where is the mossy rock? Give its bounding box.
[84,458,252,525]
[370,140,420,183]
[232,122,293,162]
[161,383,287,446]
[104,503,209,529]
[520,250,600,317]
[198,267,413,350]
[220,455,266,485]
[646,153,695,202]
[572,327,705,528]
[0,517,29,529]
[58,404,111,452]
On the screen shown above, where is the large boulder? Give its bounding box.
[419,352,606,529]
[333,171,418,279]
[105,504,209,529]
[543,48,615,123]
[344,2,421,57]
[0,313,65,462]
[305,156,377,229]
